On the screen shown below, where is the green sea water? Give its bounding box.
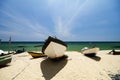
[0,42,120,51]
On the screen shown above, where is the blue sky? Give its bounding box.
[0,0,120,41]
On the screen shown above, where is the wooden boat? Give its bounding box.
[81,47,100,56]
[15,46,26,54]
[42,36,67,59]
[0,54,12,66]
[15,49,25,54]
[109,49,120,55]
[28,51,47,58]
[0,50,4,56]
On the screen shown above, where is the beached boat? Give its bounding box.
[0,54,12,66]
[28,51,47,58]
[81,47,100,56]
[42,36,67,59]
[109,49,120,55]
[0,50,4,56]
[0,49,10,55]
[14,46,26,54]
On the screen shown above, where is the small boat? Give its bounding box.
[0,50,4,56]
[0,49,11,55]
[28,51,47,58]
[109,49,120,55]
[15,46,26,54]
[42,36,67,59]
[81,47,100,56]
[0,54,12,66]
[15,49,25,54]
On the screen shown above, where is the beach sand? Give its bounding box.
[0,50,120,80]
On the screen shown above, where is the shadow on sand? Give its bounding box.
[30,57,46,60]
[113,52,120,55]
[0,65,10,68]
[85,55,101,61]
[41,57,68,80]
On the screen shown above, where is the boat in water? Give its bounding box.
[42,36,67,59]
[28,51,47,58]
[81,47,100,56]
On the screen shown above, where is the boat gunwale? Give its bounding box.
[81,47,99,54]
[28,52,43,54]
[42,36,67,54]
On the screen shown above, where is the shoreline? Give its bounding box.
[0,50,120,80]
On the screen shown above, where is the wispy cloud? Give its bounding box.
[0,0,89,41]
[0,7,52,41]
[0,0,88,41]
[48,0,87,40]
[0,0,119,41]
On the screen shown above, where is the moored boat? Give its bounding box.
[28,51,47,58]
[42,36,67,59]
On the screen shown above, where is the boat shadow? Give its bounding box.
[85,55,101,61]
[113,52,120,55]
[40,57,68,80]
[0,64,10,68]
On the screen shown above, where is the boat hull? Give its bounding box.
[42,36,67,59]
[81,47,99,55]
[28,52,47,58]
[0,54,12,66]
[44,42,67,59]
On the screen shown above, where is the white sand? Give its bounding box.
[0,50,120,80]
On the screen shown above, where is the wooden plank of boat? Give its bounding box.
[0,54,12,66]
[81,47,99,55]
[28,52,47,58]
[42,36,67,59]
[0,54,11,59]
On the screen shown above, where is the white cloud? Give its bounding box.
[48,0,87,40]
[0,7,52,41]
[0,0,89,41]
[1,0,118,41]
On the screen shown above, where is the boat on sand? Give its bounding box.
[0,54,12,66]
[81,47,100,56]
[42,36,67,59]
[28,52,47,58]
[109,49,120,55]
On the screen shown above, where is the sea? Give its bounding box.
[0,41,120,51]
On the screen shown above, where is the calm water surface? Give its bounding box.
[0,42,120,51]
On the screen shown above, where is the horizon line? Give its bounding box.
[1,41,120,42]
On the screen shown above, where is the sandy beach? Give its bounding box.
[0,50,120,80]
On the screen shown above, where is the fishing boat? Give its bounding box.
[42,36,67,59]
[0,54,12,66]
[81,47,100,56]
[28,51,47,58]
[0,50,4,56]
[0,37,12,66]
[109,49,120,55]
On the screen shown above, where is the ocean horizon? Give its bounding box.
[0,41,120,51]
